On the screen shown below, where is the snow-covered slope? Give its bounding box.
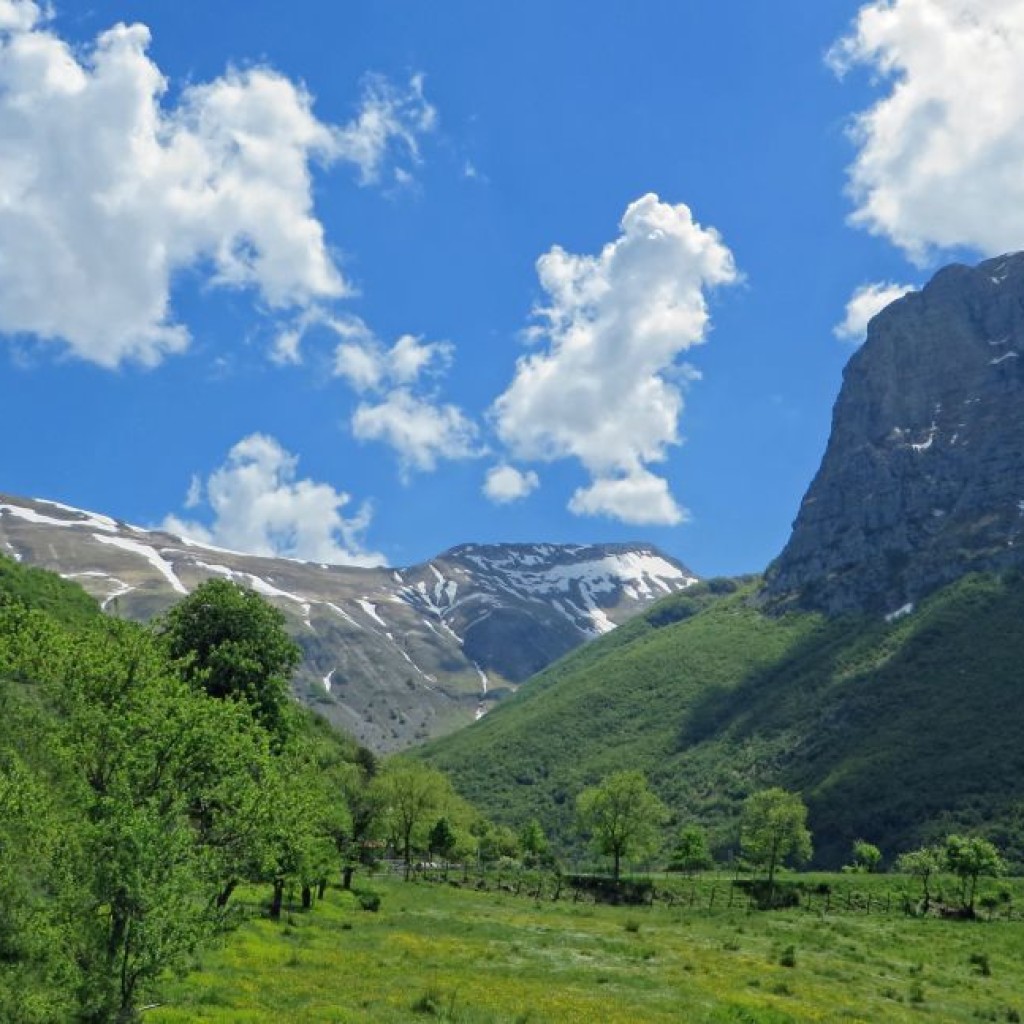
[0,493,697,751]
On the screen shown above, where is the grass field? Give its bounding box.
[150,874,1024,1023]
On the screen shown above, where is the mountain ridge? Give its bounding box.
[0,491,696,751]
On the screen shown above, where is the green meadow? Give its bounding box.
[151,875,1024,1024]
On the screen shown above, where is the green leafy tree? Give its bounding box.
[851,839,882,873]
[372,759,452,879]
[739,788,812,903]
[518,819,549,868]
[944,834,1004,912]
[158,580,301,746]
[670,824,714,875]
[575,770,667,880]
[895,845,943,911]
[428,817,456,865]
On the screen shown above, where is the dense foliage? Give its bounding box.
[0,558,374,1022]
[421,572,1024,867]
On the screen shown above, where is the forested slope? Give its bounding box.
[421,572,1024,868]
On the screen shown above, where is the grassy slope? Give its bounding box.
[421,573,1024,867]
[151,877,1024,1024]
[0,553,100,626]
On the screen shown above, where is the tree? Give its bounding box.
[944,834,1004,912]
[670,824,713,876]
[739,788,812,904]
[518,819,549,868]
[372,760,451,879]
[895,845,943,912]
[158,580,301,747]
[575,770,667,881]
[851,839,882,873]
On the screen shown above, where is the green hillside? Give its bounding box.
[0,553,100,626]
[420,572,1024,868]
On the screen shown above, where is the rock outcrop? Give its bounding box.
[765,252,1024,615]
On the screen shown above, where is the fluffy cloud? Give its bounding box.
[352,389,480,476]
[0,3,434,366]
[162,433,385,566]
[832,0,1024,261]
[328,319,478,475]
[492,192,737,525]
[334,328,452,393]
[569,470,687,526]
[483,464,539,504]
[834,281,916,342]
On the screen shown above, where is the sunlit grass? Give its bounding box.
[151,875,1024,1023]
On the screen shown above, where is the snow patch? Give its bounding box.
[990,351,1019,365]
[322,668,335,694]
[357,598,387,627]
[94,534,187,594]
[0,502,118,533]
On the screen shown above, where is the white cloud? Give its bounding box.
[352,389,480,477]
[0,6,435,367]
[162,433,385,567]
[834,281,916,342]
[334,72,436,186]
[333,328,451,393]
[832,0,1024,261]
[569,470,687,526]
[483,464,539,504]
[492,192,738,525]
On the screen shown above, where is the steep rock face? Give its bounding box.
[765,252,1024,615]
[0,493,695,749]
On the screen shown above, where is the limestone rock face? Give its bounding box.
[765,252,1024,615]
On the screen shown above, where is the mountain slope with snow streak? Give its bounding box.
[0,492,696,751]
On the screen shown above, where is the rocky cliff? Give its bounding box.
[765,251,1024,615]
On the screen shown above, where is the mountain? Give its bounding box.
[765,251,1024,615]
[420,570,1024,867]
[422,253,1024,866]
[0,492,695,751]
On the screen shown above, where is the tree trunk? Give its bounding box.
[342,865,355,890]
[613,848,621,882]
[215,879,237,909]
[301,884,312,910]
[270,879,285,920]
[318,877,327,900]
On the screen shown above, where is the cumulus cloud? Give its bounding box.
[483,464,539,504]
[569,470,687,526]
[162,433,385,566]
[0,3,434,366]
[834,281,916,342]
[831,0,1024,261]
[352,389,480,477]
[492,192,738,525]
[326,318,478,475]
[334,327,452,393]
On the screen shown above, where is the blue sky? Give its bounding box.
[1,0,1019,575]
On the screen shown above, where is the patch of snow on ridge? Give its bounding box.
[94,534,188,594]
[1,502,118,533]
[322,669,334,694]
[357,599,387,627]
[991,351,1019,365]
[499,552,692,598]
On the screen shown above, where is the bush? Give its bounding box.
[356,889,381,912]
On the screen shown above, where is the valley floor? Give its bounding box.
[150,875,1024,1023]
